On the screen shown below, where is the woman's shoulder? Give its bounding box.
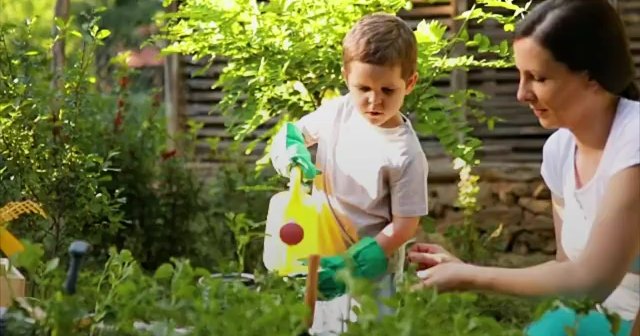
[612,98,639,141]
[604,98,640,177]
[542,128,574,164]
[540,128,574,197]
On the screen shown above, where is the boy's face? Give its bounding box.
[342,61,418,128]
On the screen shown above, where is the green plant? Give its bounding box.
[2,242,624,336]
[0,18,124,258]
[190,139,282,273]
[1,243,525,336]
[0,15,218,272]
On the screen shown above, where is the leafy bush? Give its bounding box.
[0,20,124,257]
[0,17,211,270]
[3,244,530,336]
[3,243,624,336]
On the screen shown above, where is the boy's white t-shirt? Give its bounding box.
[293,93,430,245]
[287,94,430,335]
[540,97,640,321]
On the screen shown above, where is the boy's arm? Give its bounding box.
[376,153,430,255]
[269,98,340,178]
[270,97,339,151]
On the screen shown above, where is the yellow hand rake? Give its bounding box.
[0,201,47,258]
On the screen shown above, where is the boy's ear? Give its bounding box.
[405,72,419,95]
[341,67,349,85]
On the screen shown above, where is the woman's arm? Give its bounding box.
[471,166,640,300]
[551,195,568,262]
[630,309,640,336]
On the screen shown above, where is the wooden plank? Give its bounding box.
[182,55,229,66]
[185,78,218,90]
[187,90,228,103]
[480,154,543,164]
[191,139,546,164]
[186,103,221,116]
[619,1,640,11]
[470,125,551,138]
[626,26,640,38]
[481,138,546,149]
[468,82,519,94]
[182,63,225,78]
[468,70,519,82]
[402,18,454,30]
[185,160,544,183]
[192,145,545,168]
[469,98,522,108]
[398,5,454,18]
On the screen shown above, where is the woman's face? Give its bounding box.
[513,37,597,130]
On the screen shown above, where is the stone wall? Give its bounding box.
[423,161,557,262]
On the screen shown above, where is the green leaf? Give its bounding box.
[43,257,60,275]
[154,263,174,280]
[95,29,111,40]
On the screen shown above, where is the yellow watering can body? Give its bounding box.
[263,167,348,276]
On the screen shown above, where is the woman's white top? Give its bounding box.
[540,97,640,321]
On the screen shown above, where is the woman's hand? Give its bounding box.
[407,243,462,270]
[407,243,476,293]
[410,262,478,292]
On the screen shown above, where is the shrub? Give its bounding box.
[0,17,209,270]
[3,244,529,336]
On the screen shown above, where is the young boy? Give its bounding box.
[269,13,429,334]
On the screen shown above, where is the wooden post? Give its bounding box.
[451,0,468,145]
[163,0,184,154]
[450,0,468,94]
[50,0,70,138]
[0,258,25,308]
[304,254,320,329]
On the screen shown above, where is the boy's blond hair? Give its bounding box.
[342,13,418,80]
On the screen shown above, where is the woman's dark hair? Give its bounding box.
[515,0,639,101]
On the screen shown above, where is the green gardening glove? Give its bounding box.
[270,122,319,181]
[314,237,388,300]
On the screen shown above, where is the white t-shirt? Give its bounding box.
[274,94,430,335]
[293,93,430,240]
[540,97,640,321]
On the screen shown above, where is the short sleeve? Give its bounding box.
[540,130,570,199]
[294,95,344,146]
[389,153,430,217]
[608,123,640,177]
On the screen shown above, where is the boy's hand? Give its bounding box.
[315,237,388,300]
[271,123,319,181]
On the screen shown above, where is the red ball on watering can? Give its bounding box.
[279,222,304,246]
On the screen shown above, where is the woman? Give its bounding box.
[408,0,640,335]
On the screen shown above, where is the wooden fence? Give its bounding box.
[169,0,640,171]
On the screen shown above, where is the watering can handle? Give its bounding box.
[289,166,304,205]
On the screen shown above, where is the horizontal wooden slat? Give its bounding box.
[192,138,545,160]
[619,1,640,11]
[468,70,519,82]
[402,18,454,29]
[398,5,454,18]
[186,158,544,182]
[183,63,225,78]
